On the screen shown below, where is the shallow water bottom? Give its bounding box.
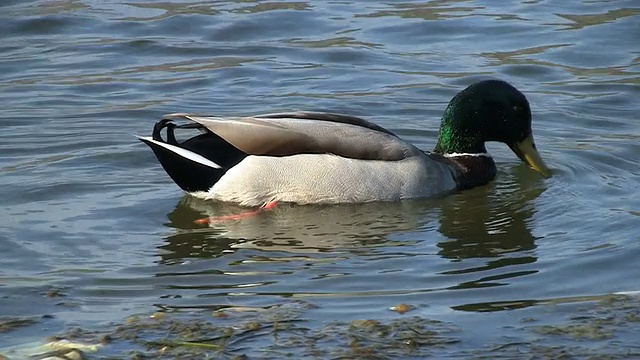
[3,291,640,359]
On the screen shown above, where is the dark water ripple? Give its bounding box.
[1,0,639,356]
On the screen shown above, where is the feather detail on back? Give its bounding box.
[255,111,398,136]
[163,113,422,161]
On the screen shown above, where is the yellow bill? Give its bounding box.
[510,134,551,177]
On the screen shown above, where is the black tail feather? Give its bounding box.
[153,118,173,142]
[141,119,247,193]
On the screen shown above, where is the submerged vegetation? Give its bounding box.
[2,294,640,359]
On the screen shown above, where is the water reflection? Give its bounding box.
[437,167,545,261]
[156,164,548,312]
[160,197,438,263]
[437,166,547,311]
[161,164,546,268]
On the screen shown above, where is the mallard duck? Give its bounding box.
[139,80,550,206]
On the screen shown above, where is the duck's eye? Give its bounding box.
[513,105,522,112]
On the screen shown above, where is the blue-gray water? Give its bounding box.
[1,0,639,358]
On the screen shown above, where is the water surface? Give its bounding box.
[1,0,639,358]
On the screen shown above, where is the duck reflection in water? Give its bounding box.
[436,165,547,312]
[159,164,546,269]
[436,165,545,261]
[160,198,434,262]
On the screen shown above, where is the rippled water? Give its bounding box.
[1,0,639,358]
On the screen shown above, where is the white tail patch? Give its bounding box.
[137,136,221,169]
[444,152,492,158]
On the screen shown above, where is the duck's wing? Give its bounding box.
[163,112,422,161]
[255,111,398,136]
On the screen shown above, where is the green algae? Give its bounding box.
[2,294,640,359]
[0,317,37,333]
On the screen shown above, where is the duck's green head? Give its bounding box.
[434,80,551,177]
